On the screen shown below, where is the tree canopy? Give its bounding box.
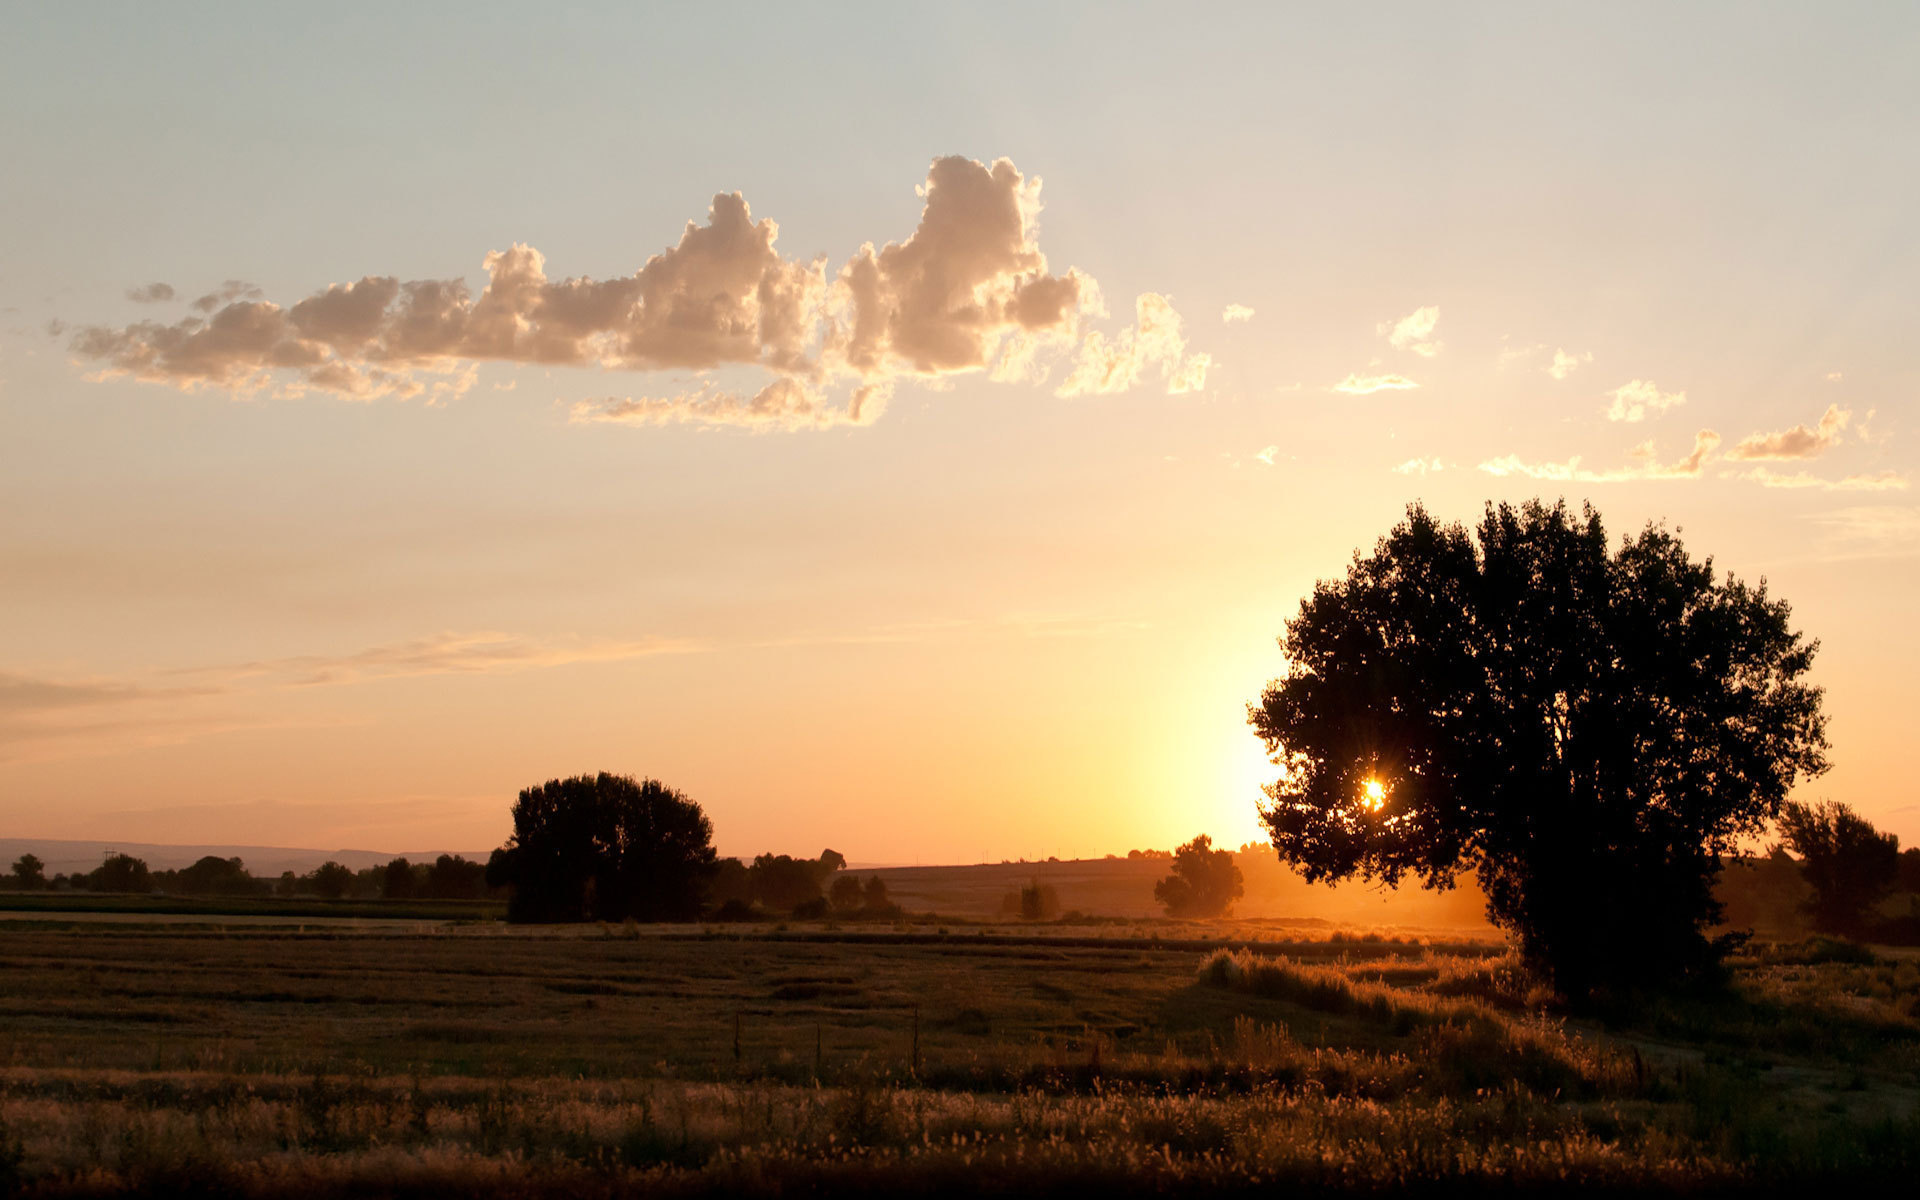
[1777,799,1898,938]
[1153,835,1245,918]
[486,772,719,923]
[1249,500,1828,997]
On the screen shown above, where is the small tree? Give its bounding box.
[829,874,864,912]
[309,861,355,900]
[1250,500,1828,997]
[382,858,416,900]
[423,854,488,900]
[1019,880,1058,921]
[174,855,255,897]
[861,875,892,914]
[88,853,152,894]
[486,773,719,923]
[1153,835,1245,918]
[1777,800,1899,938]
[11,854,45,890]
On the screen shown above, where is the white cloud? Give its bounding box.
[1497,341,1546,369]
[1393,457,1444,476]
[1478,430,1721,482]
[1333,372,1418,395]
[1380,305,1441,357]
[569,378,886,433]
[1255,444,1278,466]
[1546,348,1592,380]
[1605,379,1685,423]
[1056,293,1211,397]
[1222,304,1255,324]
[69,156,1201,429]
[1726,404,1850,461]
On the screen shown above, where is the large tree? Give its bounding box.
[487,772,719,923]
[1777,799,1898,938]
[1249,500,1828,997]
[1153,835,1245,918]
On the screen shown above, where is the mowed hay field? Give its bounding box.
[1,924,1917,1196]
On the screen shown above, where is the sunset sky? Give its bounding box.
[2,4,1916,862]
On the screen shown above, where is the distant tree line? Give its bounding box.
[4,850,496,901]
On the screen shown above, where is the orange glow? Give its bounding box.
[1361,778,1386,810]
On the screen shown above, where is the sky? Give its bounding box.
[1,2,1917,862]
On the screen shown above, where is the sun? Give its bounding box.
[1361,778,1386,810]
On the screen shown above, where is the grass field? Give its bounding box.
[0,922,1914,1196]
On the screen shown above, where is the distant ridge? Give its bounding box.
[0,838,493,878]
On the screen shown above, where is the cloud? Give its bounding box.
[1478,429,1721,483]
[1222,304,1255,324]
[1496,341,1546,369]
[1826,371,1843,382]
[1393,457,1444,476]
[1605,379,1685,423]
[191,281,264,313]
[1381,305,1441,357]
[0,672,152,716]
[68,157,1187,427]
[210,630,698,687]
[569,377,888,432]
[1333,372,1418,395]
[1807,506,1920,554]
[1056,292,1211,396]
[1738,467,1908,492]
[126,283,175,304]
[1255,444,1278,465]
[1726,404,1850,461]
[1547,348,1591,380]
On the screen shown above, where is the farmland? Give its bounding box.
[1,920,1915,1195]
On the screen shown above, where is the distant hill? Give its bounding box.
[0,838,492,878]
[863,852,1496,930]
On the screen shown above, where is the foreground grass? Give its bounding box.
[0,926,1913,1194]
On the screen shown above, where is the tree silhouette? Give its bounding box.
[11,854,45,890]
[1250,500,1828,997]
[486,772,719,923]
[829,874,863,912]
[173,855,255,897]
[1777,800,1898,938]
[309,861,355,900]
[381,858,416,900]
[1153,835,1245,918]
[88,853,152,894]
[423,854,489,900]
[746,851,844,911]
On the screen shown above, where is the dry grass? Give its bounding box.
[0,923,1914,1194]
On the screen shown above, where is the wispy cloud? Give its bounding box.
[1726,404,1850,461]
[125,282,174,304]
[1393,457,1444,476]
[1478,430,1721,483]
[1056,293,1211,397]
[1547,348,1592,380]
[1605,379,1685,423]
[1380,305,1441,357]
[68,157,1206,428]
[1255,444,1278,466]
[1738,467,1908,492]
[1222,304,1255,324]
[1333,372,1418,395]
[1807,506,1920,556]
[206,631,700,688]
[569,378,887,432]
